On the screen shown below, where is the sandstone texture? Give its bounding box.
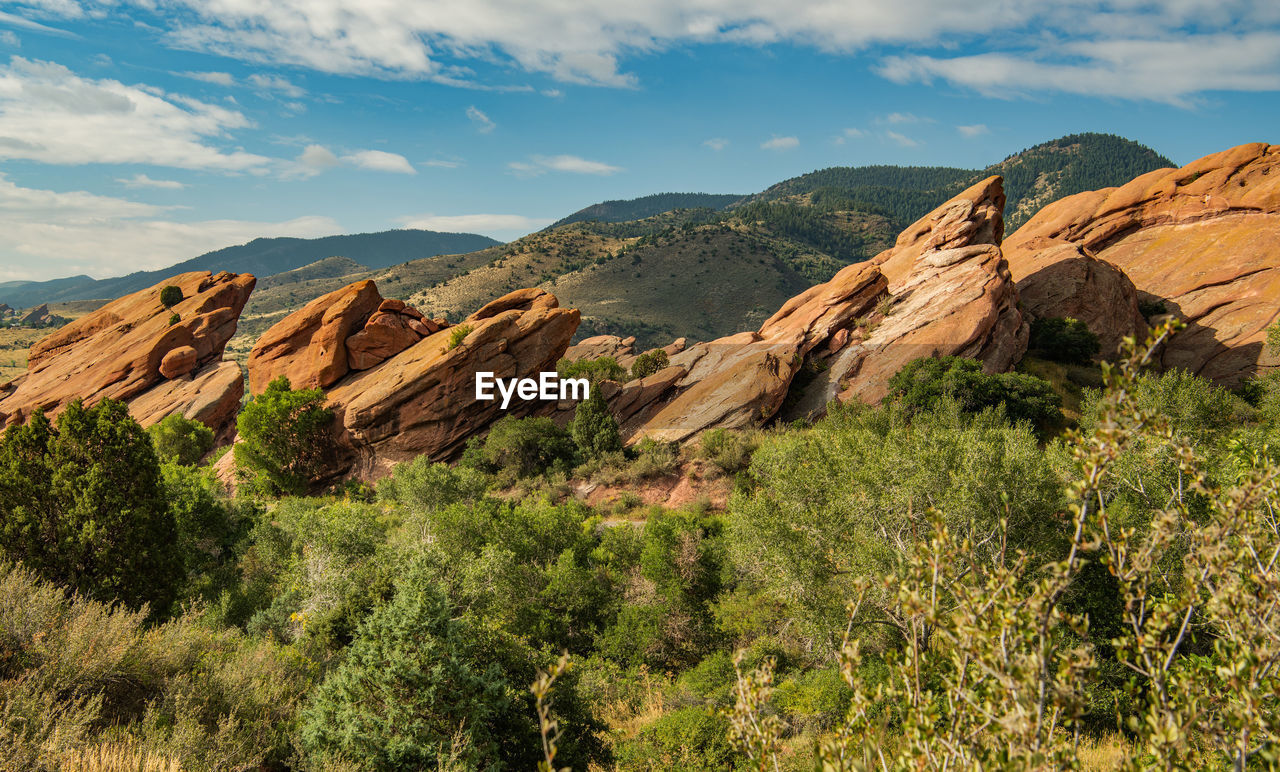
[315,287,580,479]
[247,281,443,393]
[1008,142,1280,382]
[623,176,1027,442]
[0,271,254,438]
[1003,238,1147,359]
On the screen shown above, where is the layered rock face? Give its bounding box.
[1008,142,1280,382]
[247,284,581,479]
[621,176,1027,442]
[246,281,445,394]
[0,271,254,438]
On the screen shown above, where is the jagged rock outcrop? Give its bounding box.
[625,176,1027,442]
[247,282,443,393]
[0,271,253,438]
[289,286,581,479]
[1008,142,1280,382]
[20,304,51,326]
[1003,238,1147,359]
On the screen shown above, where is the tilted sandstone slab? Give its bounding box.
[0,271,253,437]
[1008,142,1280,382]
[129,361,245,442]
[629,176,1026,441]
[325,288,580,479]
[248,282,442,393]
[1003,237,1147,359]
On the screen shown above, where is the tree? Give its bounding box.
[159,285,183,309]
[467,415,577,479]
[234,376,334,495]
[630,349,670,380]
[1028,316,1101,364]
[571,390,622,458]
[148,413,215,466]
[0,399,182,612]
[887,356,1062,432]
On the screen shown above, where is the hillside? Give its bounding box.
[0,229,500,309]
[549,192,742,229]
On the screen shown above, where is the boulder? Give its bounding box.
[20,304,50,326]
[0,271,254,438]
[247,279,382,393]
[1008,142,1280,382]
[1003,237,1147,359]
[346,310,423,370]
[325,288,581,478]
[563,334,637,364]
[129,361,245,443]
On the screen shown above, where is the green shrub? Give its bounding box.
[557,355,627,384]
[377,455,489,513]
[466,415,577,479]
[630,437,680,479]
[1028,316,1101,364]
[1138,298,1168,318]
[697,428,756,474]
[160,285,183,308]
[167,312,181,326]
[1268,320,1280,350]
[887,356,1062,432]
[0,400,183,613]
[148,413,215,466]
[572,390,622,458]
[447,324,472,350]
[615,707,734,771]
[234,376,334,496]
[630,349,670,380]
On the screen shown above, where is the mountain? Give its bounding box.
[549,192,743,229]
[0,229,500,309]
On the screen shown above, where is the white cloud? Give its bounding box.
[761,135,799,150]
[542,88,563,98]
[117,173,185,189]
[0,173,338,280]
[247,72,304,98]
[296,143,339,174]
[957,123,989,138]
[0,56,270,171]
[21,1,1280,101]
[466,105,495,133]
[0,31,19,47]
[179,70,233,86]
[508,154,622,176]
[703,137,728,151]
[885,130,920,147]
[424,158,463,168]
[397,212,551,237]
[833,127,866,145]
[342,149,416,174]
[882,112,931,124]
[877,31,1280,105]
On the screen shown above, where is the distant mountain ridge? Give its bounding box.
[549,192,743,229]
[0,229,500,309]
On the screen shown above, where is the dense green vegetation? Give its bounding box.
[5,330,1279,769]
[550,192,743,229]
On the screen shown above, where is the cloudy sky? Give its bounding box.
[0,0,1277,281]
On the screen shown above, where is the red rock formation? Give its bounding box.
[627,176,1026,442]
[1003,238,1147,359]
[1009,142,1280,382]
[318,288,580,478]
[247,280,382,393]
[0,271,253,438]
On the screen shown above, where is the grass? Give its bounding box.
[57,741,182,772]
[0,326,42,382]
[1018,355,1104,423]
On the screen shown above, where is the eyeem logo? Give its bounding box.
[475,371,589,409]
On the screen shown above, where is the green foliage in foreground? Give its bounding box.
[630,348,669,380]
[159,284,183,308]
[887,355,1063,432]
[557,355,628,384]
[571,390,622,459]
[234,375,334,496]
[148,413,215,466]
[0,399,182,613]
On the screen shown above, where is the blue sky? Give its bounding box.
[0,1,1278,281]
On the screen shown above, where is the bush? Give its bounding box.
[159,285,183,308]
[1028,316,1101,364]
[234,376,334,496]
[148,413,215,466]
[697,428,756,474]
[377,455,489,513]
[558,355,627,384]
[887,356,1062,432]
[447,324,472,350]
[572,390,622,458]
[466,415,577,479]
[167,312,181,326]
[0,400,183,613]
[630,349,670,380]
[299,570,540,770]
[615,707,734,771]
[1138,298,1168,318]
